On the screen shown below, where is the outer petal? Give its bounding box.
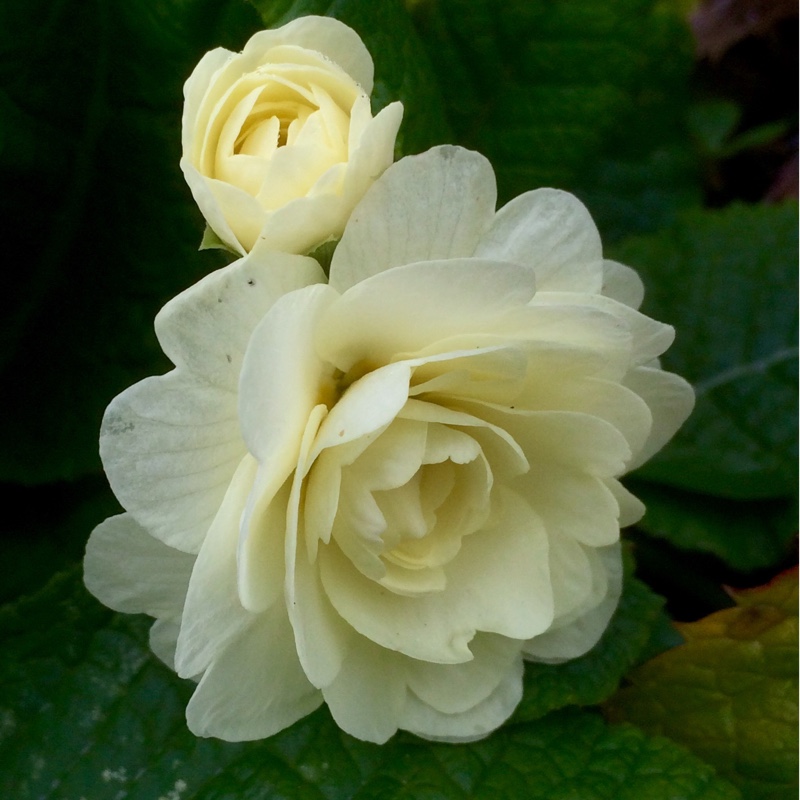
[330,146,498,292]
[601,259,645,309]
[317,258,536,371]
[84,513,195,617]
[186,604,321,741]
[624,366,695,470]
[523,543,623,663]
[154,252,325,390]
[474,188,604,293]
[175,456,257,679]
[100,372,243,554]
[401,655,524,743]
[245,16,375,93]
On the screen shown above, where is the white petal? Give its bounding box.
[154,252,325,390]
[84,513,195,617]
[250,16,375,93]
[174,456,257,679]
[100,372,243,554]
[523,543,622,662]
[405,633,522,715]
[319,486,553,662]
[533,292,675,367]
[186,604,321,741]
[149,617,181,671]
[330,146,498,292]
[317,258,536,371]
[475,188,603,293]
[401,653,524,743]
[238,283,337,503]
[322,637,406,744]
[342,101,403,192]
[624,366,695,470]
[601,259,645,309]
[284,405,355,688]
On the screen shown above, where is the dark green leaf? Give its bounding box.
[0,0,261,484]
[615,202,798,499]
[249,0,452,156]
[512,571,669,723]
[409,0,702,240]
[0,569,739,800]
[632,480,798,572]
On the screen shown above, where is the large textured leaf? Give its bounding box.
[0,568,739,800]
[513,570,673,723]
[615,203,798,500]
[0,0,261,483]
[606,569,798,800]
[631,480,797,572]
[409,0,701,239]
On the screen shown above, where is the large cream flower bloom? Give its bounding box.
[85,147,694,744]
[181,16,403,255]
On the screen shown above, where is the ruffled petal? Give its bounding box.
[186,604,321,741]
[330,146,498,292]
[84,513,195,617]
[100,372,243,554]
[475,188,603,293]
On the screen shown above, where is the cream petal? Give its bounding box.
[606,478,646,527]
[149,617,181,671]
[238,282,337,480]
[249,16,375,93]
[254,191,349,254]
[329,146,498,292]
[523,543,622,663]
[201,175,268,252]
[323,637,406,744]
[519,466,622,547]
[624,366,695,470]
[174,456,257,679]
[179,160,248,254]
[317,258,536,371]
[100,372,243,554]
[319,487,552,662]
[186,605,321,741]
[154,252,325,391]
[475,188,604,293]
[286,406,354,689]
[341,100,403,193]
[308,362,413,461]
[601,259,645,309]
[405,633,522,715]
[84,513,195,617]
[534,292,675,367]
[400,653,524,743]
[182,47,234,153]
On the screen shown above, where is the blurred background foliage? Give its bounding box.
[0,0,795,797]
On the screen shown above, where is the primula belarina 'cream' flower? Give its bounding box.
[181,16,402,255]
[85,146,694,744]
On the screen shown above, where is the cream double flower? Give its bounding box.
[181,16,402,255]
[85,147,693,743]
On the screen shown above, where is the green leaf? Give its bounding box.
[249,0,452,156]
[0,0,261,484]
[1,569,740,799]
[512,570,671,723]
[605,570,799,800]
[631,480,798,572]
[613,202,799,500]
[409,0,701,240]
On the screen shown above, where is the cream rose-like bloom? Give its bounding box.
[181,16,403,255]
[85,146,694,744]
